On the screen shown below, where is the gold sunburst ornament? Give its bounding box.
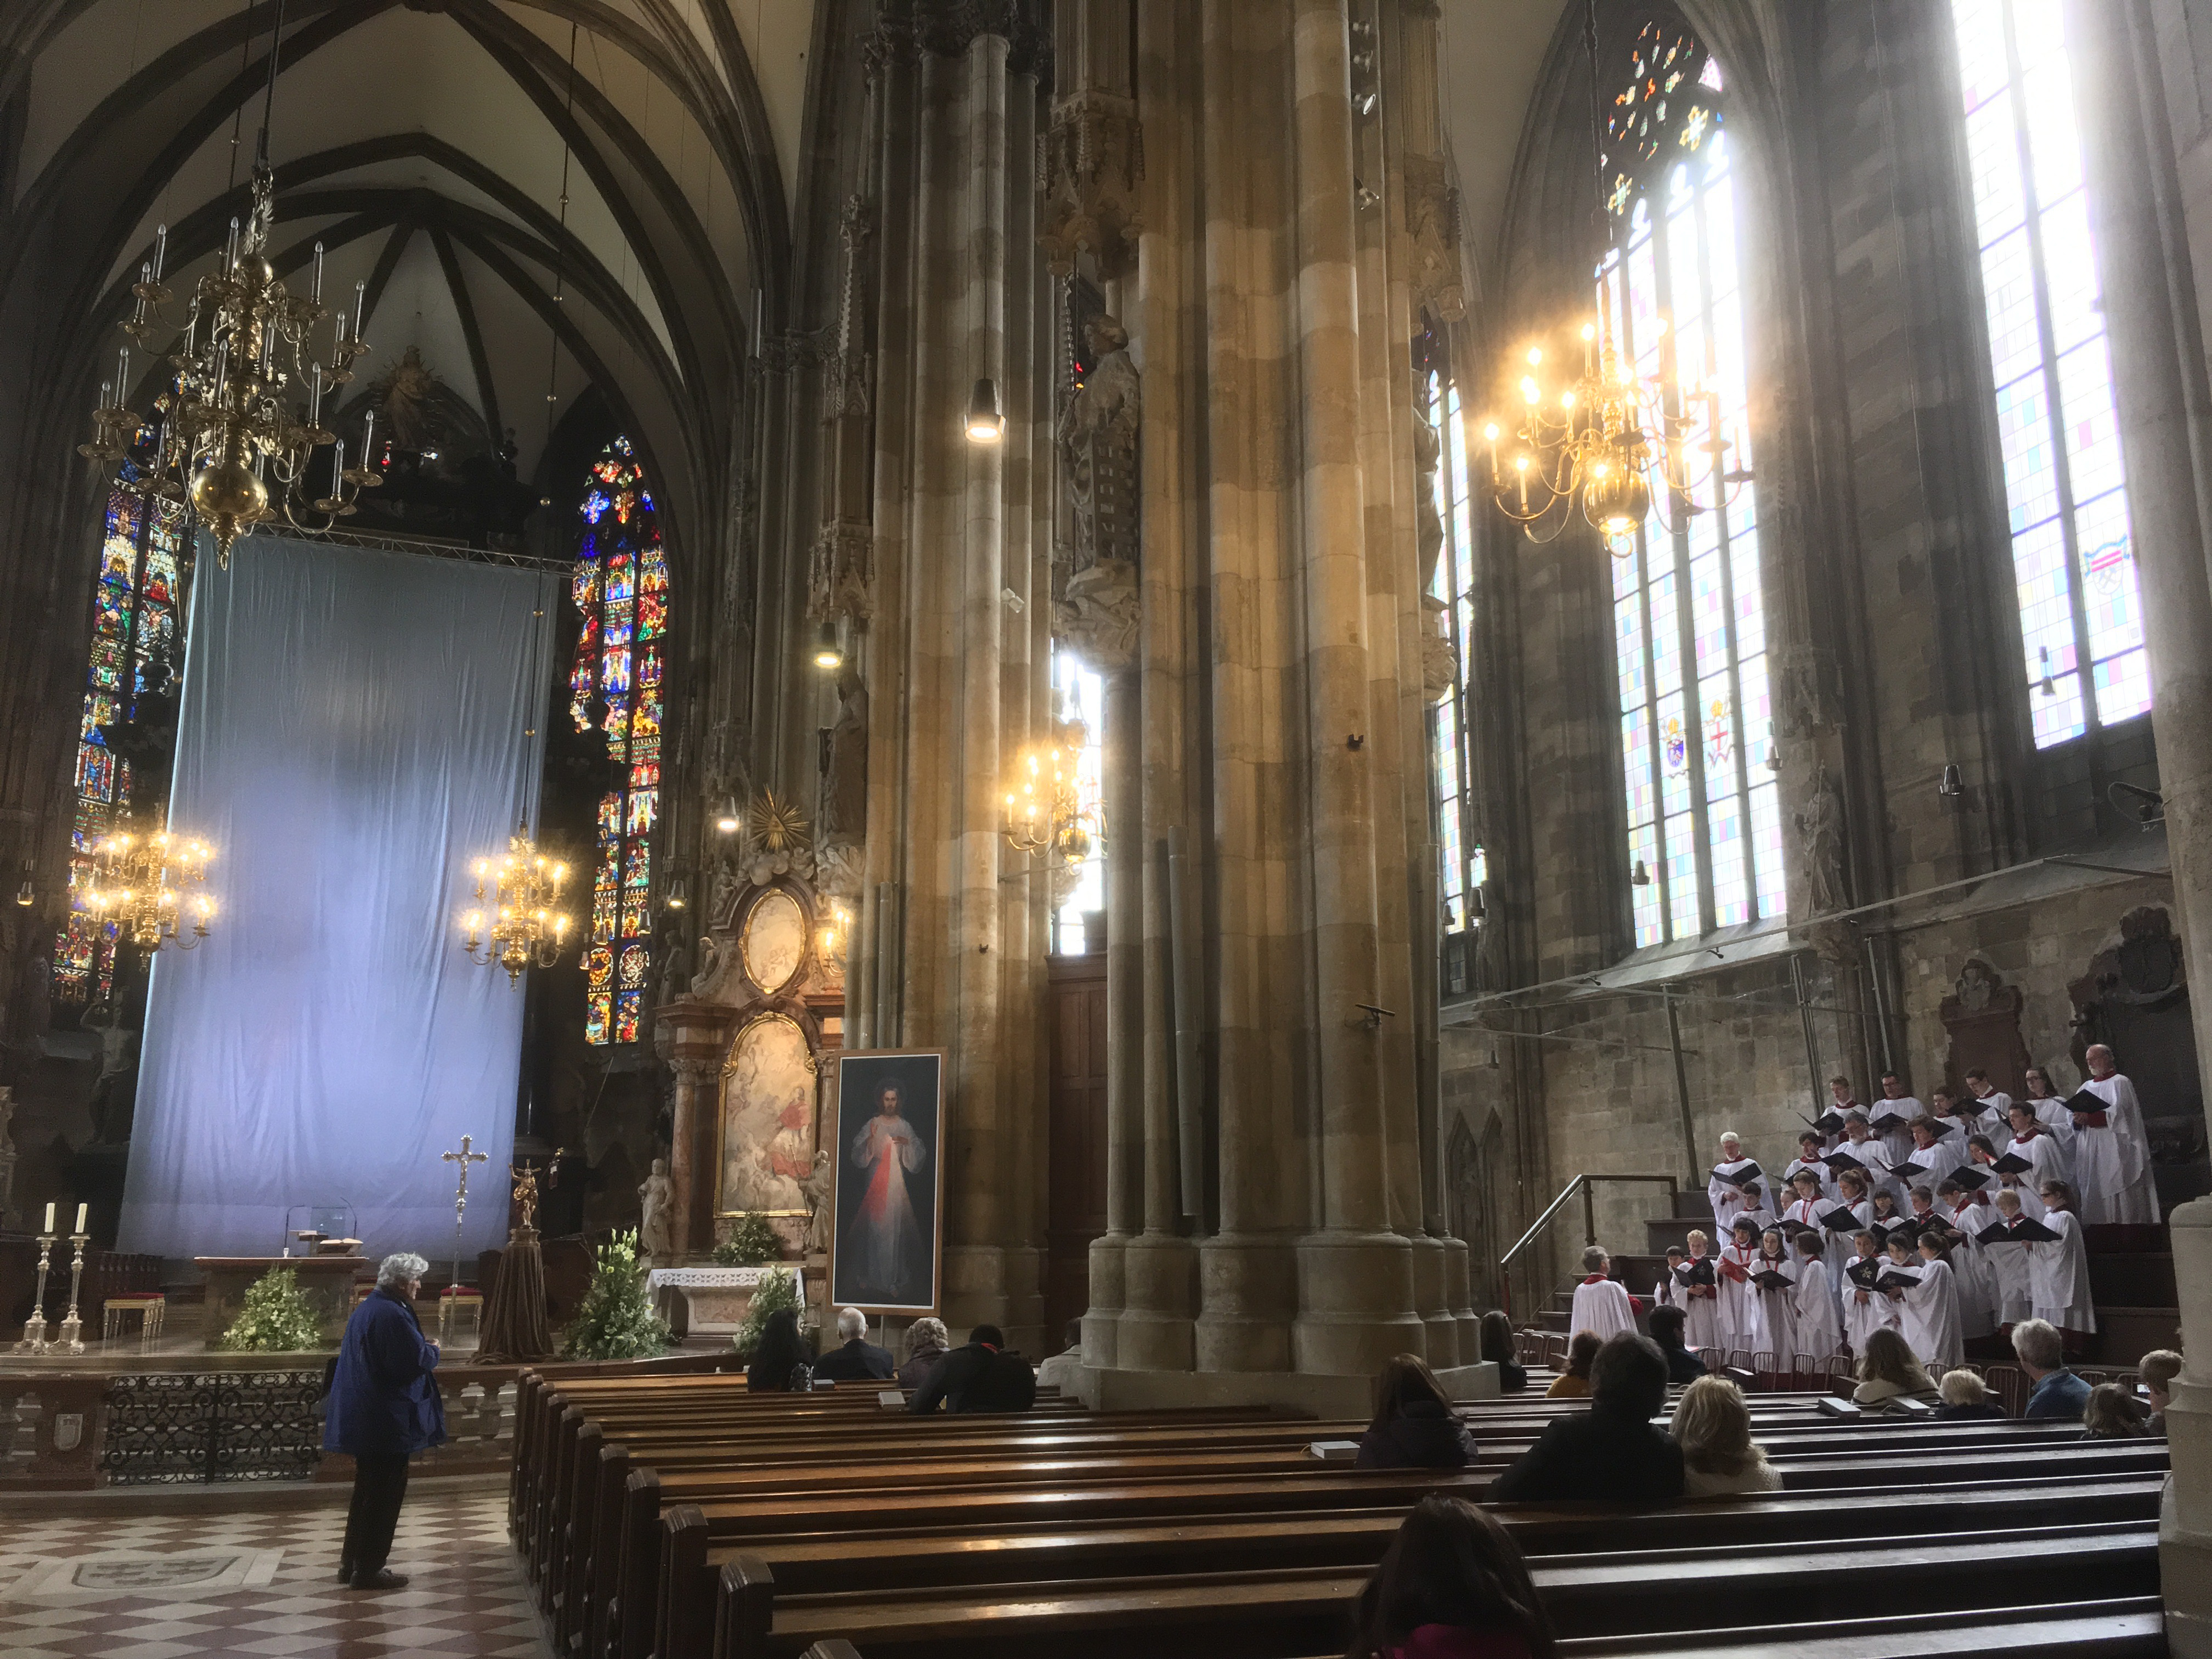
[748,789,809,853]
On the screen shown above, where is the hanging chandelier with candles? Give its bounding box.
[1475,1,1749,553]
[82,810,216,953]
[461,825,573,986]
[1000,705,1101,866]
[78,3,377,569]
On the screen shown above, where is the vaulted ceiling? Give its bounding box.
[0,0,818,561]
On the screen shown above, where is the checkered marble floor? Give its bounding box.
[0,1486,545,1659]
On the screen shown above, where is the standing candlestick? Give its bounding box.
[55,1231,88,1356]
[15,1231,54,1353]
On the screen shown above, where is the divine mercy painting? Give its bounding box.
[827,1049,945,1313]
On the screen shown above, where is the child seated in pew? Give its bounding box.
[2081,1383,2153,1440]
[1545,1330,1602,1398]
[1851,1326,1940,1409]
[1933,1368,2008,1420]
[1358,1353,1480,1471]
[2141,1349,2182,1435]
[1670,1375,1781,1498]
[1480,1311,1531,1393]
[1344,1494,1559,1659]
[1491,1333,1685,1505]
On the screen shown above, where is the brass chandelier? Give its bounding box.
[1000,705,1100,866]
[83,810,217,953]
[461,825,573,986]
[78,3,376,568]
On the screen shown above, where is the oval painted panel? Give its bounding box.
[717,1014,815,1215]
[741,889,805,995]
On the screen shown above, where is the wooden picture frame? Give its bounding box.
[826,1048,947,1316]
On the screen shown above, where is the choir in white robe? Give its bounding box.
[1784,1156,1836,1201]
[2027,1208,2097,1333]
[1708,1156,1770,1232]
[1967,1088,2015,1137]
[1754,1252,1799,1361]
[2001,1128,2074,1201]
[1792,1256,1844,1359]
[2073,1073,2161,1226]
[1676,1253,1723,1350]
[1944,1194,1999,1337]
[1897,1257,1963,1368]
[1841,1254,1893,1352]
[1838,1139,1904,1205]
[1822,1197,1873,1238]
[1780,1196,1826,1239]
[1980,1214,2038,1325]
[1724,1201,1778,1239]
[1568,1273,1638,1339]
[1870,1096,1923,1170]
[1717,1242,1766,1356]
[2023,1092,2078,1153]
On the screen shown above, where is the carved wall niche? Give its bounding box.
[2069,907,2207,1177]
[1939,957,2032,1102]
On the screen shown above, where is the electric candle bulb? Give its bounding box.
[1525,346,1543,366]
[75,1204,87,1234]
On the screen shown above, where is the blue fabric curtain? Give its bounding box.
[120,533,556,1266]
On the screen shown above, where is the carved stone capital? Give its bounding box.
[915,0,1051,77]
[808,518,874,625]
[1402,151,1465,323]
[1037,89,1143,280]
[1053,557,1141,672]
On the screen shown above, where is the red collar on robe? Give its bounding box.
[1580,1274,1609,1285]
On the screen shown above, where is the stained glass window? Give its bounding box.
[572,436,667,1044]
[1425,373,1478,934]
[54,460,188,1002]
[1601,23,1782,947]
[1950,0,2147,745]
[1049,647,1105,953]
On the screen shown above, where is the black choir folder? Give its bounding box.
[1751,1269,1795,1290]
[1876,1269,1924,1291]
[1819,1206,1863,1232]
[1820,1150,1868,1173]
[1948,1164,1991,1189]
[1713,1160,1763,1184]
[1674,1259,1717,1288]
[1976,1217,2062,1244]
[1846,1259,1883,1290]
[1989,1152,2035,1175]
[2063,1089,2111,1128]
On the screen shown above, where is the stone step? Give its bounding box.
[2089,1253,2176,1308]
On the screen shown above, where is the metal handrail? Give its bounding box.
[1498,1172,1681,1319]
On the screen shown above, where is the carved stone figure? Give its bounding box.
[798,1148,834,1256]
[690,932,724,997]
[1038,89,1144,280]
[657,926,692,1008]
[1058,315,1141,578]
[637,1157,677,1262]
[1055,560,1142,672]
[821,663,870,843]
[1402,151,1467,323]
[1795,760,1848,916]
[1413,399,1446,594]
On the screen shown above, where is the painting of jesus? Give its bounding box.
[827,1049,945,1313]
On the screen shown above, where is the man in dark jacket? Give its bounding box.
[811,1305,896,1381]
[1646,1305,1709,1386]
[906,1323,1037,1414]
[1489,1331,1683,1504]
[324,1252,446,1590]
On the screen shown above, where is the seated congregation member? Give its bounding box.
[1568,1246,1639,1338]
[1853,1326,1939,1409]
[1545,1330,1602,1398]
[1671,1375,1781,1498]
[2141,1348,2182,1436]
[1358,1353,1479,1471]
[1344,1494,1558,1659]
[898,1315,951,1390]
[1679,1231,1722,1350]
[810,1305,895,1381]
[2082,1382,2152,1440]
[1647,1304,1709,1385]
[2029,1180,2097,1344]
[1934,1368,2008,1420]
[1035,1319,1086,1393]
[746,1306,812,1393]
[907,1323,1037,1414]
[1491,1333,1684,1505]
[1791,1232,1842,1361]
[1842,1228,1892,1356]
[2012,1317,2092,1421]
[1480,1310,1531,1393]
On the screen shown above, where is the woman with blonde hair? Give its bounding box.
[1670,1375,1781,1498]
[1852,1325,1939,1407]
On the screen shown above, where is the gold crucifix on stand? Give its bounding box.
[439,1134,488,1341]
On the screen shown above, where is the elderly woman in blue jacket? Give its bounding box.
[326,1251,445,1590]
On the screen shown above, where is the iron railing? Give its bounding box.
[1498,1172,1681,1319]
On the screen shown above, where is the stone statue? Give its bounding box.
[1413,398,1446,594]
[820,662,870,843]
[798,1148,834,1256]
[1057,314,1141,577]
[637,1156,677,1262]
[1795,760,1848,916]
[657,924,692,1007]
[690,932,723,996]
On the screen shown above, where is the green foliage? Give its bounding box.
[734,1266,802,1358]
[711,1214,782,1266]
[560,1229,672,1361]
[216,1267,324,1352]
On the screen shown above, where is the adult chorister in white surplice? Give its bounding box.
[2070,1047,2161,1226]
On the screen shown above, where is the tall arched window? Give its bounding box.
[1424,367,1485,949]
[571,436,668,1045]
[1950,0,2147,746]
[53,464,187,1003]
[1601,22,1782,947]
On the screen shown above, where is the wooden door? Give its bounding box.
[1045,952,1109,1352]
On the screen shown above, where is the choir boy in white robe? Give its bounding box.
[1718,1218,1767,1357]
[1983,1189,2040,1326]
[1755,1228,1799,1362]
[1891,1119,1948,1198]
[1869,1073,1925,1171]
[1927,1088,1989,1148]
[1970,1133,2046,1221]
[1655,1246,1688,1317]
[1792,1232,1844,1361]
[1936,1177,1999,1339]
[1784,1133,1835,1201]
[1723,1181,1777,1238]
[1826,1074,1864,1126]
[1568,1245,1640,1339]
[1836,1115,1903,1205]
[1779,1169,1827,1239]
[1680,1229,1723,1351]
[2074,1046,2161,1226]
[1964,1069,2015,1136]
[1841,1229,1891,1355]
[2021,1065,2078,1153]
[1708,1133,1770,1234]
[1825,1169,1875,1236]
[2003,1101,2075,1200]
[1900,1232,1965,1368]
[2030,1181,2097,1344]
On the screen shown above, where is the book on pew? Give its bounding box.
[1876,1268,1924,1290]
[877,1390,907,1409]
[1846,1259,1883,1289]
[1974,1217,2062,1244]
[1751,1269,1795,1290]
[2063,1088,2111,1128]
[1989,1152,2035,1175]
[1308,1440,1362,1461]
[1817,1397,1864,1418]
[1819,1205,1864,1232]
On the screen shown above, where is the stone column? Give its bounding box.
[2067,7,2212,1649]
[652,998,737,1259]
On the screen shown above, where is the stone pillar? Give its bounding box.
[652,998,737,1260]
[2067,7,2212,1648]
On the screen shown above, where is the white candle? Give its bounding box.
[43,1201,54,1233]
[74,1203,88,1234]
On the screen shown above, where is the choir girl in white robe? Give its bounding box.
[2075,1046,2161,1226]
[1898,1233,1964,1368]
[1841,1229,1892,1355]
[1792,1232,1844,1361]
[1708,1133,1770,1233]
[2029,1180,2097,1341]
[1934,1177,1998,1339]
[1897,1122,1951,1194]
[1964,1070,2015,1135]
[1680,1229,1723,1351]
[1568,1245,1639,1339]
[1984,1188,2040,1325]
[1836,1116,1904,1205]
[1970,1134,2046,1221]
[1755,1228,1799,1362]
[1779,1170,1826,1244]
[1825,1170,1874,1238]
[1784,1133,1836,1201]
[2021,1065,2078,1153]
[1717,1218,1767,1357]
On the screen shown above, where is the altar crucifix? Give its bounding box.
[441,1133,489,1304]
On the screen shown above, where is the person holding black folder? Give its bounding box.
[1753,1228,1798,1362]
[2073,1046,2161,1226]
[1898,1231,1963,1367]
[1835,1113,1904,1205]
[1963,1069,2015,1134]
[1792,1231,1843,1360]
[2002,1101,2074,1202]
[1968,1132,2047,1222]
[2028,1180,2096,1341]
[1779,1168,1826,1238]
[1868,1073,1925,1171]
[2021,1065,2078,1152]
[1983,1184,2061,1334]
[1679,1230,1722,1351]
[1717,1217,1766,1358]
[1784,1131,1836,1201]
[1821,1168,1874,1237]
[1936,1176,2000,1341]
[1842,1228,1892,1356]
[1707,1133,1769,1235]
